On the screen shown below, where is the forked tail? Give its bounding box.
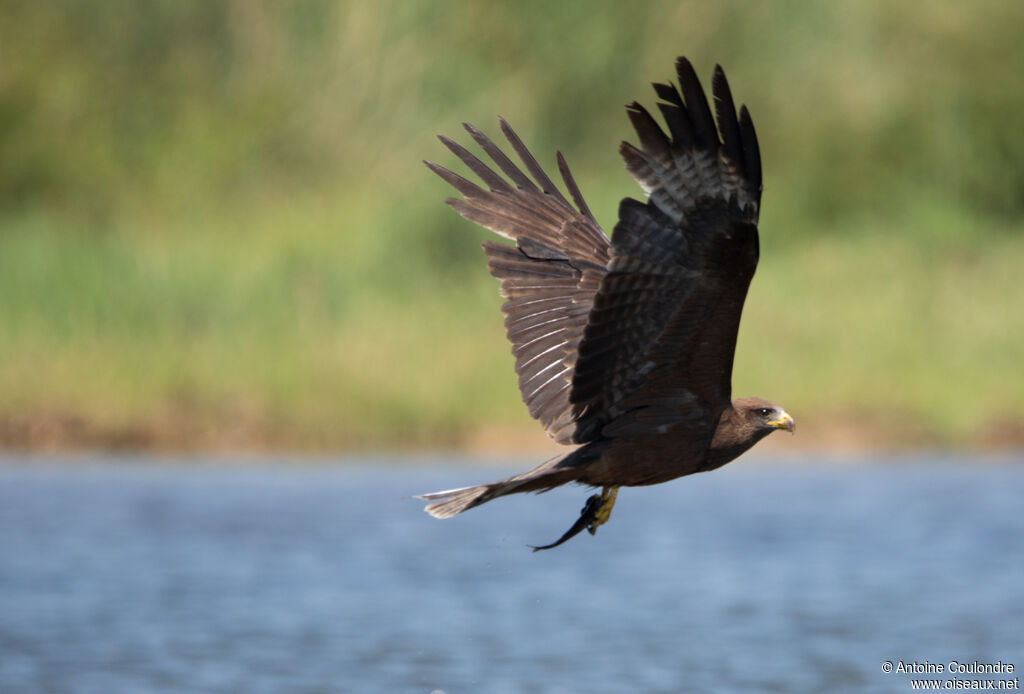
[416,482,518,519]
[415,444,607,519]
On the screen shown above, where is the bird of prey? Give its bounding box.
[419,57,794,550]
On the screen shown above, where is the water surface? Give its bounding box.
[0,455,1021,693]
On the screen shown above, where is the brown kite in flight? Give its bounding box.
[418,58,794,550]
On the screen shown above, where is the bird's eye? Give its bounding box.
[757,408,772,417]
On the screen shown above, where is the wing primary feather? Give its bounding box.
[712,65,742,164]
[652,81,684,106]
[625,102,670,156]
[675,57,717,151]
[656,102,695,151]
[437,135,515,193]
[653,81,695,151]
[498,118,571,207]
[556,152,597,223]
[463,122,539,192]
[424,161,487,199]
[738,105,762,192]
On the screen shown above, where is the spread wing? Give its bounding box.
[424,119,611,444]
[570,59,763,443]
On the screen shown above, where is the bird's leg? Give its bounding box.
[586,485,618,535]
[530,486,620,552]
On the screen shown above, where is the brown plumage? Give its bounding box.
[418,58,794,549]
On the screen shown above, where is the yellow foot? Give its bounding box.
[586,486,618,535]
[530,485,620,552]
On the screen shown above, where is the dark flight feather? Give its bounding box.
[739,105,762,193]
[428,60,763,447]
[426,121,610,444]
[712,65,742,164]
[675,57,719,151]
[568,63,762,441]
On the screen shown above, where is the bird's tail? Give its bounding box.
[415,445,606,519]
[416,482,515,519]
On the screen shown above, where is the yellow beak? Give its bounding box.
[767,411,795,432]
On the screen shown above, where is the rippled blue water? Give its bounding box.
[0,455,1022,693]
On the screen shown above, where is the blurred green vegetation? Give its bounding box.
[1,0,1021,451]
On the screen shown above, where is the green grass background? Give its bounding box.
[1,1,1021,450]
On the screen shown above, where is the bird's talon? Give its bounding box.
[530,487,619,551]
[590,486,618,531]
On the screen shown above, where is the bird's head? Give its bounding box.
[736,397,795,434]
